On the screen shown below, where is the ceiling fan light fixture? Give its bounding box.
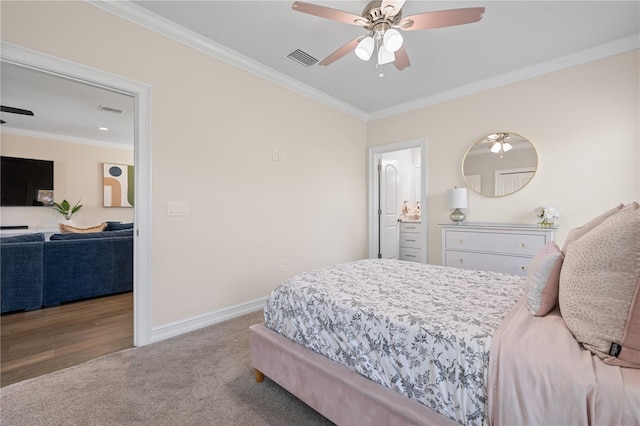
[377,45,395,65]
[503,142,513,152]
[383,28,403,52]
[355,36,374,61]
[490,141,501,153]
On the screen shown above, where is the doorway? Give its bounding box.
[1,41,152,346]
[368,138,428,263]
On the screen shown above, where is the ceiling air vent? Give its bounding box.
[98,105,125,115]
[287,49,318,67]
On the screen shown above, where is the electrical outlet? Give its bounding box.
[272,148,285,162]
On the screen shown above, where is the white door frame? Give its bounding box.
[2,41,153,346]
[368,138,428,263]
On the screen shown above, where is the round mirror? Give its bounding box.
[462,132,538,197]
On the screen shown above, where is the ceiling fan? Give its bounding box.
[484,132,513,158]
[292,0,485,75]
[0,105,34,125]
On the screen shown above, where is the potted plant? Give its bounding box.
[52,199,83,221]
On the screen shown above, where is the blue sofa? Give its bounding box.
[1,233,45,313]
[43,229,133,307]
[1,226,133,313]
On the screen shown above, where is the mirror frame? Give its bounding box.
[462,132,538,198]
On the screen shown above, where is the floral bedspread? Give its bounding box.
[264,259,524,425]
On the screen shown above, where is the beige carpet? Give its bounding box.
[0,310,334,425]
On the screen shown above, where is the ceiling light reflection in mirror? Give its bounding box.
[462,132,538,197]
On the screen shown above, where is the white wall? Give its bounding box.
[367,50,639,265]
[1,1,367,327]
[1,133,135,228]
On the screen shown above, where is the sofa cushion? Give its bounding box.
[50,229,133,240]
[104,222,134,231]
[59,223,107,234]
[1,235,44,313]
[0,232,46,243]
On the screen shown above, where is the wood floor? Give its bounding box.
[1,292,133,387]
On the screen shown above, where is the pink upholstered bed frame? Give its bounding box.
[250,323,458,426]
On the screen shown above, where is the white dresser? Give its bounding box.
[440,223,555,276]
[399,221,423,262]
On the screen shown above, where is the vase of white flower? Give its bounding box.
[534,206,559,228]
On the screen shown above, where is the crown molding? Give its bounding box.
[1,126,134,151]
[368,34,640,121]
[87,1,637,123]
[87,0,368,121]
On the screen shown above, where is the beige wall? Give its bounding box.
[3,2,637,329]
[1,133,134,228]
[1,1,367,326]
[367,50,639,265]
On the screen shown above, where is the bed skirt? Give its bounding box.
[249,323,458,426]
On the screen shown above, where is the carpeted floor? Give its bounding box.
[0,310,334,425]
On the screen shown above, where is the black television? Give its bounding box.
[1,156,54,206]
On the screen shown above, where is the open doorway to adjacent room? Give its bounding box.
[0,43,151,386]
[368,138,428,264]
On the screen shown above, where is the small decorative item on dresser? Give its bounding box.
[446,187,468,224]
[534,206,559,228]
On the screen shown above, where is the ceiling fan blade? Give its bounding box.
[400,7,485,31]
[292,2,366,26]
[1,105,34,116]
[393,47,410,70]
[381,0,406,17]
[319,37,361,66]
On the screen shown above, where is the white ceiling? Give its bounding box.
[1,1,638,146]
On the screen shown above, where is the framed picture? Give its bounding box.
[103,163,134,207]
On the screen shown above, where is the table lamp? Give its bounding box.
[446,188,468,224]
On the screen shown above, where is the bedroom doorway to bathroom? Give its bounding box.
[1,43,152,383]
[368,138,428,263]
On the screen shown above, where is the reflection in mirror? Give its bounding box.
[462,132,538,197]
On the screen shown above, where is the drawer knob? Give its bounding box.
[458,259,464,264]
[521,266,526,270]
[459,239,464,244]
[520,243,526,248]
[406,239,416,242]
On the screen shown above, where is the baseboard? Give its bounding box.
[150,296,267,343]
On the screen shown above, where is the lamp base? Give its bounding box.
[450,208,466,224]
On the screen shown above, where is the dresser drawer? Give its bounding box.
[400,247,421,262]
[445,231,545,256]
[399,222,420,234]
[445,250,531,276]
[399,232,423,249]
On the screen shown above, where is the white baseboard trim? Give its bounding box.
[150,297,267,344]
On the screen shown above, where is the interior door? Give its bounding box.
[496,170,534,196]
[379,159,399,259]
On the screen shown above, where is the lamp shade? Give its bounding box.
[355,36,374,61]
[446,188,468,209]
[383,29,403,52]
[377,45,395,65]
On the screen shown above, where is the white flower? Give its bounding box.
[534,207,560,222]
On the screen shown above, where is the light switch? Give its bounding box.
[168,201,188,216]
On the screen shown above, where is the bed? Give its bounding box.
[251,237,639,425]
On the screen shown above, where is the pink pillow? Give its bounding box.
[559,206,640,368]
[561,203,624,253]
[525,242,564,316]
